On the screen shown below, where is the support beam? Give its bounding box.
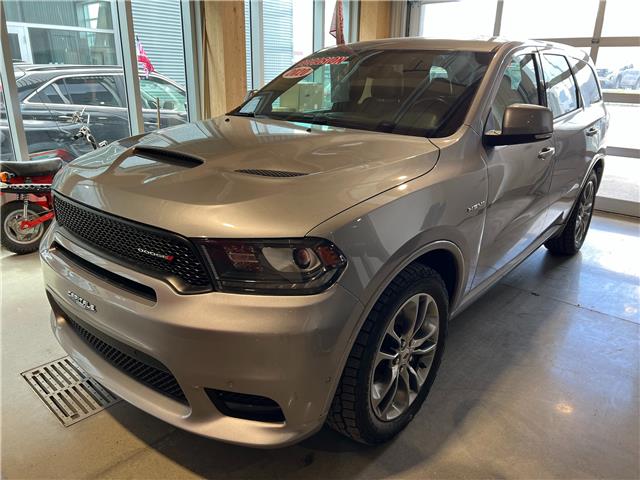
[115,0,144,135]
[0,2,29,161]
[359,1,391,41]
[182,0,203,122]
[590,0,607,62]
[201,1,247,117]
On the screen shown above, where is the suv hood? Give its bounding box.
[53,116,440,238]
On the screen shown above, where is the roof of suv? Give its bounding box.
[342,37,523,53]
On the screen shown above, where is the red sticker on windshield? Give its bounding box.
[282,66,314,79]
[299,56,349,66]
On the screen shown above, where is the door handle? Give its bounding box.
[538,146,555,160]
[586,127,599,137]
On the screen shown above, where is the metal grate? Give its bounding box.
[53,193,212,293]
[234,169,308,177]
[21,357,120,427]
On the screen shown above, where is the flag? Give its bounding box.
[330,0,345,45]
[136,35,155,78]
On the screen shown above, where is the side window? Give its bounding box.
[540,54,579,118]
[139,77,186,112]
[57,76,123,107]
[487,54,541,132]
[572,59,601,108]
[31,84,67,104]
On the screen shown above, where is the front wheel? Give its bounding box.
[1,201,50,254]
[544,170,598,256]
[328,263,448,444]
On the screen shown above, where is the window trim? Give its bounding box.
[540,53,581,120]
[482,49,545,135]
[23,72,126,108]
[570,58,604,108]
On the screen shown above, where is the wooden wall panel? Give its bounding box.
[201,1,247,118]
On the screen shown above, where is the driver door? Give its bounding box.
[472,52,555,288]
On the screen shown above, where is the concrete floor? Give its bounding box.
[1,212,638,479]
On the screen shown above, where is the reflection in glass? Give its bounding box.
[596,47,640,92]
[0,78,16,161]
[131,0,189,132]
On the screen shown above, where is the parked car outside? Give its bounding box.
[0,64,188,161]
[41,38,607,447]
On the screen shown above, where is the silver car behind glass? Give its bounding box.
[41,38,607,447]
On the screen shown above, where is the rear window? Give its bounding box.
[571,59,601,107]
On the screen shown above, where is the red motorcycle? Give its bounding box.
[0,154,63,254]
[1,111,104,254]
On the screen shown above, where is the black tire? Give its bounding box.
[1,201,50,254]
[327,263,449,444]
[544,170,598,256]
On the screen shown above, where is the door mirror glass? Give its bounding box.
[484,103,553,146]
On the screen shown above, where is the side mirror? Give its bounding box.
[484,104,553,146]
[244,89,259,101]
[162,100,175,110]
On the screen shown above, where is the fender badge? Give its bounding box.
[466,200,486,214]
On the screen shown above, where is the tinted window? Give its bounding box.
[571,59,601,107]
[57,76,122,107]
[140,77,186,112]
[487,54,541,132]
[31,84,67,104]
[541,54,579,117]
[233,48,494,138]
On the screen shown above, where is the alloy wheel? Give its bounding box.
[574,179,596,248]
[370,293,439,421]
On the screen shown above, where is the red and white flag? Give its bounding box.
[330,0,345,45]
[136,36,155,77]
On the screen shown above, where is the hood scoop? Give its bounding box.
[132,146,204,168]
[234,169,308,178]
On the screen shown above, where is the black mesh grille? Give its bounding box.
[66,315,187,404]
[53,194,211,292]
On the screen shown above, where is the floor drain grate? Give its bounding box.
[21,356,120,426]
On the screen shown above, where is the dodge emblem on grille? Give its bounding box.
[67,291,96,312]
[136,247,175,262]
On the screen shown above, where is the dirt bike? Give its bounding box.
[0,110,106,254]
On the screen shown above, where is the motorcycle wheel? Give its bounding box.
[1,201,50,255]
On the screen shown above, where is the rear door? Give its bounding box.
[539,52,601,225]
[472,51,555,288]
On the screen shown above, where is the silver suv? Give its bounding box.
[41,38,607,447]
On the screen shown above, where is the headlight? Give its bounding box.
[198,238,347,295]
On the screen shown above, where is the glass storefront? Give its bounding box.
[131,0,188,132]
[420,0,497,38]
[6,1,117,65]
[411,0,640,216]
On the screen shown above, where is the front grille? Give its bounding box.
[63,310,187,405]
[53,193,211,293]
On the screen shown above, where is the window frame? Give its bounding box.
[23,72,125,109]
[569,58,604,108]
[539,53,581,120]
[482,48,545,135]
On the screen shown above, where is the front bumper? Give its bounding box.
[40,223,363,447]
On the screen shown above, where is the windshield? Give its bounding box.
[231,48,494,138]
